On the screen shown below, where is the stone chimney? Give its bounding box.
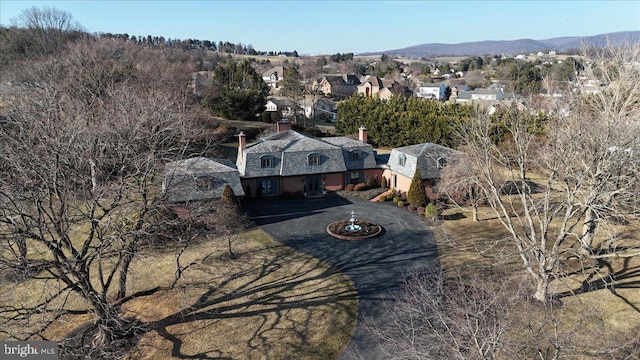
[276,119,291,133]
[237,131,246,165]
[358,126,368,144]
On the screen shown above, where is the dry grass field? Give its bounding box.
[1,229,357,359]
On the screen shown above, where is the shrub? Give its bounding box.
[378,197,386,202]
[407,169,427,207]
[373,175,379,188]
[366,176,373,188]
[424,203,438,220]
[393,196,401,203]
[417,206,425,215]
[353,182,368,191]
[381,177,387,188]
[397,200,405,207]
[345,183,355,191]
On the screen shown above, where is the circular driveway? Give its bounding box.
[244,194,438,359]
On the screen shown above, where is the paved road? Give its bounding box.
[243,194,438,359]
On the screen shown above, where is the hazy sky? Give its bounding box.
[1,1,639,54]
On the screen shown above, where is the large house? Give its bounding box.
[163,121,460,202]
[236,122,379,197]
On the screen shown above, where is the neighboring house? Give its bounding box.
[313,98,339,122]
[265,97,297,117]
[416,82,447,100]
[163,157,245,202]
[236,122,380,197]
[313,74,361,98]
[357,76,412,99]
[383,143,461,201]
[262,66,286,89]
[455,88,504,102]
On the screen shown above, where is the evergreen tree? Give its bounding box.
[204,59,268,120]
[407,168,427,207]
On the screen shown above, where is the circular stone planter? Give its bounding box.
[326,220,383,240]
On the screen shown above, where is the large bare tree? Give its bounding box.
[445,43,640,303]
[0,38,205,351]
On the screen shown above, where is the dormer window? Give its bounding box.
[398,154,406,167]
[437,157,447,169]
[308,153,321,166]
[260,155,275,168]
[348,150,360,161]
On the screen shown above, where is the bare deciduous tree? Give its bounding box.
[0,38,206,352]
[7,6,85,57]
[369,269,513,360]
[444,43,640,303]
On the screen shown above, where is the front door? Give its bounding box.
[306,175,322,195]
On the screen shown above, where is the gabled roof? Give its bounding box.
[362,75,383,87]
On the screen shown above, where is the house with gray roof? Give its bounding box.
[164,121,461,201]
[236,122,380,197]
[163,157,245,202]
[384,143,461,200]
[314,74,361,98]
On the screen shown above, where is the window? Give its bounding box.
[308,153,321,166]
[348,172,363,184]
[195,176,225,191]
[348,150,360,161]
[258,179,277,196]
[398,154,406,167]
[260,156,274,168]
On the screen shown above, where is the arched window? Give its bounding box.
[260,155,275,168]
[398,154,406,167]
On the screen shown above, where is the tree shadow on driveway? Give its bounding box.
[243,195,440,359]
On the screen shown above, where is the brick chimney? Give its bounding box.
[276,119,291,133]
[358,126,368,143]
[237,131,246,165]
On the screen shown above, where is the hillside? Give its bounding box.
[365,31,640,57]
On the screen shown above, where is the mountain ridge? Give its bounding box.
[362,31,640,58]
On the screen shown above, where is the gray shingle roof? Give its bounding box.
[388,143,461,179]
[237,130,378,178]
[163,157,245,201]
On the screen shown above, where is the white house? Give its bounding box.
[417,82,447,100]
[262,66,285,89]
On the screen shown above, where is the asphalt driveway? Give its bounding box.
[243,194,438,359]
